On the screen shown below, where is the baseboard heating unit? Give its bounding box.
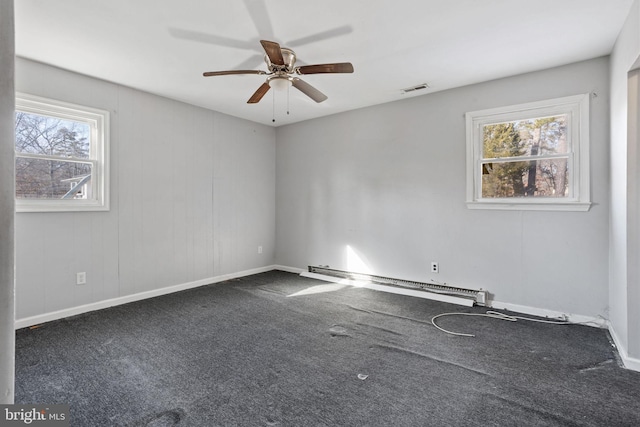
[300,266,488,308]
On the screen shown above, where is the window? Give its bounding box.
[15,93,109,212]
[465,94,590,211]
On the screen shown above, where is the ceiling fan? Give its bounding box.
[203,40,354,104]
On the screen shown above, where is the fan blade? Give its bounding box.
[286,25,353,47]
[247,82,271,104]
[260,40,285,65]
[169,28,255,50]
[296,63,354,75]
[232,54,265,71]
[292,78,327,103]
[243,0,275,40]
[203,70,266,77]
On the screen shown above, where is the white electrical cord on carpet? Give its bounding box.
[431,310,575,337]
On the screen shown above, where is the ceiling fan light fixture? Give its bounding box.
[203,40,353,107]
[268,76,292,91]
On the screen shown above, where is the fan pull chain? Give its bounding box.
[287,83,290,115]
[272,89,276,123]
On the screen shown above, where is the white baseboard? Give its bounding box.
[300,271,474,307]
[489,300,608,328]
[608,324,640,372]
[15,265,277,330]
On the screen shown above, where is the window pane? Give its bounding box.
[16,157,92,199]
[481,158,569,198]
[482,115,568,159]
[15,111,90,159]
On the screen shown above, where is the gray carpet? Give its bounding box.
[14,271,640,426]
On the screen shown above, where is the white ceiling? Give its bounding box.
[15,0,634,127]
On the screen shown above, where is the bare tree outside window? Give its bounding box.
[15,111,92,199]
[14,94,109,212]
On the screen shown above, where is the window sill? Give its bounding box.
[466,200,592,212]
[16,200,109,213]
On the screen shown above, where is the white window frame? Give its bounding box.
[15,93,110,212]
[465,94,590,211]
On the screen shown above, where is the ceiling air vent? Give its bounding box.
[401,83,430,94]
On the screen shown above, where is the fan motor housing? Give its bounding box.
[264,47,296,72]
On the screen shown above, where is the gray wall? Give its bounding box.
[0,0,15,404]
[276,57,610,318]
[15,58,276,321]
[610,0,640,365]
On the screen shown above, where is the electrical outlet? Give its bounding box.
[76,272,87,285]
[430,262,439,274]
[258,246,263,254]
